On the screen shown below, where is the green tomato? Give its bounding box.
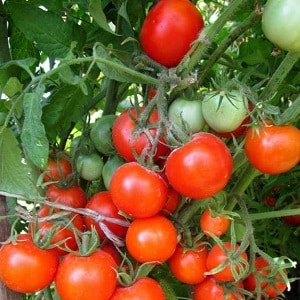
[168,98,205,133]
[102,155,125,190]
[76,152,104,181]
[262,0,300,52]
[202,90,248,133]
[90,115,117,155]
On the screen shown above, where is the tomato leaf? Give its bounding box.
[7,2,77,58]
[21,92,49,170]
[0,127,40,199]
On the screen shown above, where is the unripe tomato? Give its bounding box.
[76,152,104,181]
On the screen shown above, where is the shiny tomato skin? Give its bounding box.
[0,234,59,293]
[200,209,230,237]
[165,132,233,199]
[168,244,208,284]
[112,107,170,162]
[43,155,72,183]
[83,191,128,240]
[245,124,300,174]
[110,277,166,300]
[46,184,87,209]
[55,249,117,300]
[125,215,178,263]
[194,277,244,300]
[206,242,248,282]
[110,162,168,218]
[140,0,204,67]
[159,188,181,216]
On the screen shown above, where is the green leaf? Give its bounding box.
[21,92,49,170]
[7,2,76,58]
[0,127,40,199]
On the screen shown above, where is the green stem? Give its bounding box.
[102,79,120,115]
[250,208,300,221]
[43,286,54,300]
[178,199,207,225]
[259,51,300,102]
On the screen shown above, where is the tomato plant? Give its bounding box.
[55,249,118,300]
[245,123,300,174]
[165,132,233,199]
[76,152,104,181]
[125,215,178,263]
[0,234,59,293]
[140,0,204,67]
[262,0,300,52]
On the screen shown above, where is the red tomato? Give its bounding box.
[110,277,166,300]
[245,123,300,174]
[168,243,208,284]
[165,132,233,199]
[31,206,85,256]
[46,184,87,209]
[125,215,178,263]
[0,234,59,293]
[160,188,181,216]
[206,242,248,282]
[101,244,121,265]
[112,107,170,162]
[200,209,230,237]
[140,0,204,67]
[194,277,244,300]
[110,162,168,218]
[83,191,128,240]
[43,154,72,183]
[55,249,117,300]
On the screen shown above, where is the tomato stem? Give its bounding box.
[250,208,300,221]
[43,286,54,300]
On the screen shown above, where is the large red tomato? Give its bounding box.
[112,107,170,162]
[125,215,178,263]
[110,162,168,218]
[110,277,166,300]
[140,0,204,67]
[0,234,59,293]
[165,132,233,199]
[245,123,300,174]
[83,191,128,240]
[55,249,117,300]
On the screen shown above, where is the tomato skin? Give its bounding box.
[110,277,166,300]
[206,242,248,282]
[110,162,168,218]
[46,184,87,209]
[245,123,300,174]
[55,249,117,300]
[43,155,72,183]
[76,152,104,181]
[83,191,128,240]
[159,188,181,216]
[165,132,233,199]
[112,107,170,162]
[200,209,230,237]
[102,154,125,190]
[125,215,178,263]
[194,277,244,300]
[168,244,208,284]
[140,0,204,67]
[0,234,59,293]
[262,0,300,52]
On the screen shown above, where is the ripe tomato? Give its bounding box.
[202,90,248,133]
[159,188,181,216]
[112,107,170,162]
[110,277,166,300]
[165,132,233,199]
[262,0,300,52]
[0,234,59,293]
[55,249,117,300]
[76,152,104,181]
[244,123,300,174]
[83,191,128,240]
[31,206,85,256]
[168,243,208,284]
[168,98,205,133]
[46,184,87,209]
[110,162,168,218]
[200,209,230,237]
[101,244,121,265]
[90,114,117,155]
[206,242,248,282]
[194,277,244,300]
[125,215,178,263]
[140,0,204,67]
[43,154,72,183]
